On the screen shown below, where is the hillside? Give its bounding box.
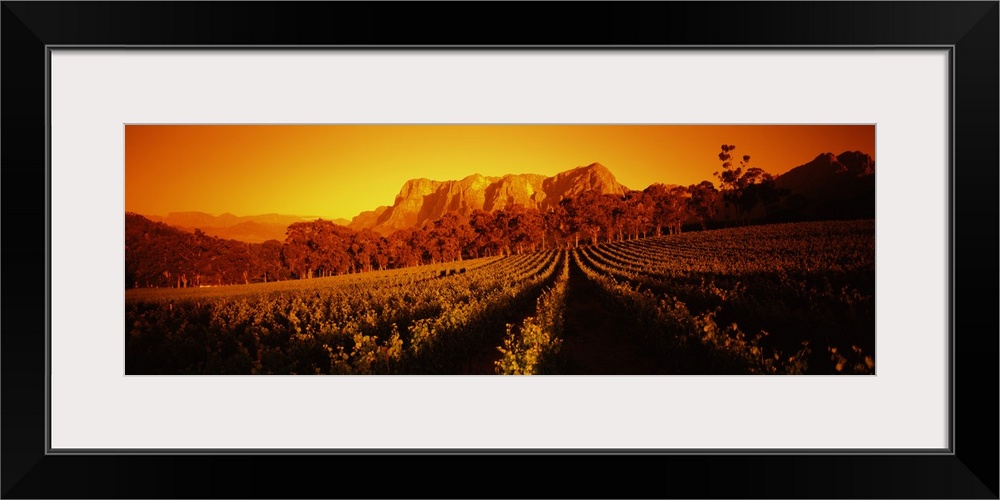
[143,212,341,243]
[349,162,629,235]
[774,151,876,220]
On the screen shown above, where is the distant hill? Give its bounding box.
[141,153,874,242]
[143,212,342,243]
[349,162,629,235]
[774,151,876,220]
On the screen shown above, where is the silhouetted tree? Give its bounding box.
[559,192,605,247]
[622,190,654,240]
[687,181,720,230]
[542,206,571,249]
[500,205,545,254]
[350,229,383,273]
[714,144,744,224]
[372,235,390,271]
[645,184,689,235]
[387,228,422,268]
[315,221,355,276]
[428,212,470,262]
[600,193,628,242]
[714,144,775,225]
[283,222,316,279]
[409,226,434,265]
[257,239,285,282]
[468,209,502,258]
[743,173,787,222]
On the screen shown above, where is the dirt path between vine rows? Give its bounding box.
[457,278,554,375]
[557,257,665,375]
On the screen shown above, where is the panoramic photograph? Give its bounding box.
[125,125,875,375]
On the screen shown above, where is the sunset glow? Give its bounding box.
[125,124,875,220]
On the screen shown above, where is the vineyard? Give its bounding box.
[126,220,875,375]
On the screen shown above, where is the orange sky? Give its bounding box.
[125,125,875,221]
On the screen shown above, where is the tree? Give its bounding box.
[428,212,469,262]
[644,184,689,236]
[665,185,690,235]
[622,190,654,240]
[714,144,744,224]
[282,220,355,278]
[539,204,565,249]
[409,226,434,265]
[600,194,628,243]
[190,228,220,286]
[313,221,355,276]
[499,205,545,255]
[283,222,315,279]
[221,240,252,284]
[743,173,787,222]
[737,168,768,225]
[713,144,773,225]
[387,228,422,268]
[492,209,514,256]
[558,193,605,247]
[125,213,189,287]
[350,229,383,273]
[257,239,285,282]
[372,235,390,271]
[687,181,719,230]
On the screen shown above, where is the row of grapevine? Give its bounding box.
[590,220,874,278]
[126,251,562,374]
[396,250,563,374]
[572,220,875,374]
[574,248,787,374]
[124,253,506,303]
[126,220,876,375]
[494,252,571,375]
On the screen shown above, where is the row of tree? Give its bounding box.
[126,144,794,288]
[126,179,728,287]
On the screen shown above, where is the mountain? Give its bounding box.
[774,151,876,219]
[349,162,629,235]
[348,206,389,231]
[144,212,338,243]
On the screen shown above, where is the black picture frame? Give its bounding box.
[2,2,996,498]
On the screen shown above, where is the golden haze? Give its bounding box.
[125,125,875,221]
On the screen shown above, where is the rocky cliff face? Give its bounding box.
[542,162,626,204]
[349,206,390,231]
[349,163,629,235]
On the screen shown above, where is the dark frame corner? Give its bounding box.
[2,2,997,498]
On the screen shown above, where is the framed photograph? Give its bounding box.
[3,2,996,498]
[120,123,878,378]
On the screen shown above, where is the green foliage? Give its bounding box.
[127,251,563,375]
[495,254,570,374]
[574,220,875,374]
[126,220,874,375]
